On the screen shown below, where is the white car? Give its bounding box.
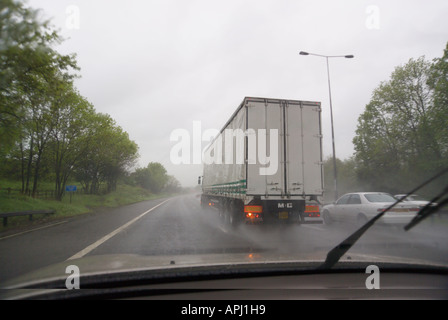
[322,192,420,225]
[394,194,436,209]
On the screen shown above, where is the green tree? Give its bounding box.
[0,0,79,196]
[353,53,447,194]
[48,87,96,200]
[100,127,139,193]
[428,42,448,162]
[0,0,78,154]
[163,175,182,194]
[323,156,360,202]
[132,162,169,194]
[74,113,139,195]
[1,1,141,200]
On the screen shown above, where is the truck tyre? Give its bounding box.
[230,200,244,228]
[296,211,303,225]
[219,202,227,224]
[200,197,208,210]
[217,200,229,227]
[228,211,236,228]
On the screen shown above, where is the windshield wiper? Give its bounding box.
[404,185,448,231]
[318,167,448,270]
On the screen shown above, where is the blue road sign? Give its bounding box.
[66,185,77,192]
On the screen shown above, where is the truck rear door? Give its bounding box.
[245,99,323,197]
[246,99,284,196]
[285,101,323,196]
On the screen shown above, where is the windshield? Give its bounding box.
[1,0,447,298]
[364,194,397,203]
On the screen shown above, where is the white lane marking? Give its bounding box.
[0,220,68,241]
[67,199,170,261]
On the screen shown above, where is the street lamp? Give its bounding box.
[299,51,354,201]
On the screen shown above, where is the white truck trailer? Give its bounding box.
[200,97,324,226]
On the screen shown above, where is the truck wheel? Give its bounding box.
[218,201,230,227]
[231,201,244,228]
[219,203,227,224]
[200,196,206,210]
[228,211,236,228]
[297,212,303,225]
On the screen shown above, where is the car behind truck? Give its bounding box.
[200,97,324,226]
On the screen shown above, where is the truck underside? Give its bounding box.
[201,194,322,226]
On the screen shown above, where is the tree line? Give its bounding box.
[0,0,180,200]
[129,162,182,194]
[324,42,448,200]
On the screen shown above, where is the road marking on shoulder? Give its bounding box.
[67,199,170,261]
[0,220,68,241]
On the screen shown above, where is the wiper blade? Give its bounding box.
[319,167,448,270]
[404,185,448,231]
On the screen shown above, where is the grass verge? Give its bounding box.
[0,184,173,233]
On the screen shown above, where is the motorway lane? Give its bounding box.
[85,195,349,259]
[0,197,169,284]
[83,195,448,264]
[1,194,447,285]
[87,195,263,256]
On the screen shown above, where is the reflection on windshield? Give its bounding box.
[364,194,396,203]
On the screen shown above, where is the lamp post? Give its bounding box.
[299,51,354,201]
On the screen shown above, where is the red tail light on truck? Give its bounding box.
[244,205,263,213]
[244,205,263,221]
[305,205,320,218]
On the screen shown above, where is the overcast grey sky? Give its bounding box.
[27,0,448,187]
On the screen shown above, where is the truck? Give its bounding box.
[199,97,324,226]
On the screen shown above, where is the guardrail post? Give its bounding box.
[0,210,55,228]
